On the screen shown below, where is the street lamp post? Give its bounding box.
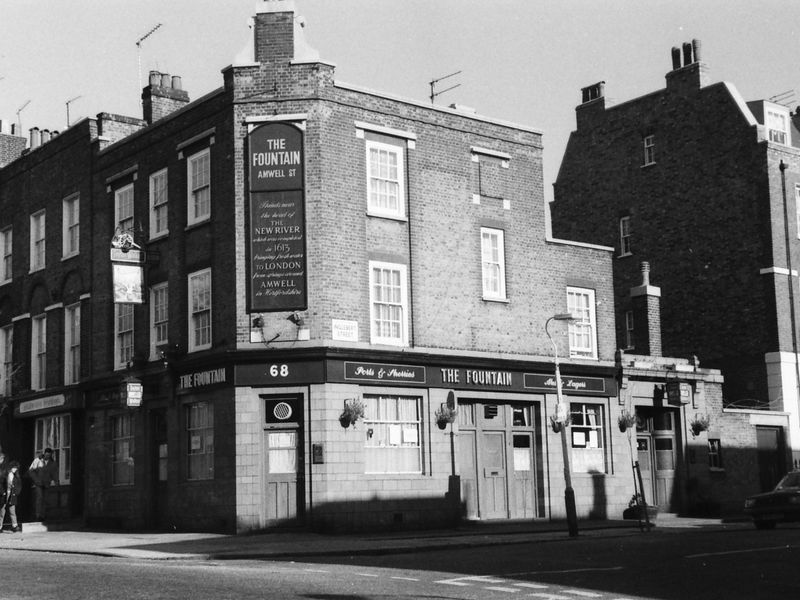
[546,313,579,537]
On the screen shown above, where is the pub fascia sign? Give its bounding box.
[179,367,227,392]
[523,373,606,394]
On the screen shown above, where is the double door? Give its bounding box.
[636,409,678,510]
[458,402,541,520]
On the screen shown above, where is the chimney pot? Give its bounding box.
[671,46,681,70]
[29,127,41,149]
[691,39,702,62]
[160,73,171,88]
[682,42,693,66]
[171,75,182,91]
[149,71,160,87]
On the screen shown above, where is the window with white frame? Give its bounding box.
[0,324,12,397]
[111,413,134,486]
[150,283,168,359]
[366,139,405,219]
[481,227,507,300]
[767,108,789,145]
[188,269,211,351]
[567,287,597,359]
[0,226,11,283]
[149,169,169,238]
[570,403,606,473]
[115,304,134,370]
[64,303,80,385]
[363,395,422,473]
[187,149,211,225]
[624,310,635,350]
[34,413,71,484]
[114,183,134,235]
[369,261,408,346]
[619,216,632,256]
[643,134,655,166]
[30,211,46,272]
[62,194,80,258]
[31,314,46,390]
[187,402,214,480]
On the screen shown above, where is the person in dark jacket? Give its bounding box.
[29,448,58,521]
[0,460,22,532]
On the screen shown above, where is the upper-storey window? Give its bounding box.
[619,216,632,256]
[31,314,46,390]
[150,283,169,359]
[115,183,134,235]
[767,109,789,145]
[115,304,134,370]
[369,261,408,347]
[795,184,800,239]
[567,287,598,359]
[150,169,169,239]
[62,194,80,258]
[0,227,11,284]
[187,149,211,226]
[481,227,507,301]
[642,135,655,166]
[30,211,46,272]
[188,269,212,352]
[0,324,12,397]
[366,139,405,220]
[64,303,80,385]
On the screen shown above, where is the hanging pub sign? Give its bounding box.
[122,377,143,408]
[247,122,307,312]
[112,263,144,304]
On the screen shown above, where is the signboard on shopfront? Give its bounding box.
[523,373,607,394]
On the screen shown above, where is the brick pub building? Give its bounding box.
[551,40,795,499]
[0,2,737,531]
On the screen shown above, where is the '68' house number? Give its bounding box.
[269,364,289,377]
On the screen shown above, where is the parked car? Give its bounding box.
[744,471,800,529]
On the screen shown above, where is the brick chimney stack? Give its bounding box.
[254,0,296,65]
[142,71,190,125]
[665,39,710,92]
[630,261,662,356]
[0,120,27,167]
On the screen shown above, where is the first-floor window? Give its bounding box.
[187,402,214,480]
[481,227,507,300]
[369,261,408,346]
[567,287,597,359]
[111,414,134,486]
[150,283,169,359]
[570,403,605,473]
[624,310,634,350]
[31,314,46,390]
[64,303,80,384]
[115,304,134,369]
[0,324,12,397]
[188,269,211,351]
[34,413,71,484]
[363,395,421,474]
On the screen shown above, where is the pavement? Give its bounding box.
[0,514,737,561]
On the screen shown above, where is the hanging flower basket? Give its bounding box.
[618,411,637,433]
[435,405,458,430]
[549,414,570,433]
[339,398,365,429]
[690,413,710,437]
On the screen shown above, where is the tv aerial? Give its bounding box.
[65,95,82,127]
[429,70,461,104]
[136,23,163,89]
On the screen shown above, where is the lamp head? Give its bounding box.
[552,312,577,321]
[287,312,304,326]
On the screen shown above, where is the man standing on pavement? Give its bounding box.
[29,448,58,521]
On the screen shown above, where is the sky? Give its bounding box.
[2,0,800,202]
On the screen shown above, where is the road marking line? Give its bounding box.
[506,567,624,576]
[436,575,506,585]
[354,572,379,578]
[390,576,419,581]
[303,568,330,573]
[686,545,792,559]
[528,593,573,599]
[515,582,549,589]
[563,591,602,597]
[485,586,521,593]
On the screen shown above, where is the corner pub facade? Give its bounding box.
[0,0,728,533]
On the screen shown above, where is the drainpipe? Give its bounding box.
[779,160,800,467]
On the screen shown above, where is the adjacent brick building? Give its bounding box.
[551,39,796,494]
[0,2,747,531]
